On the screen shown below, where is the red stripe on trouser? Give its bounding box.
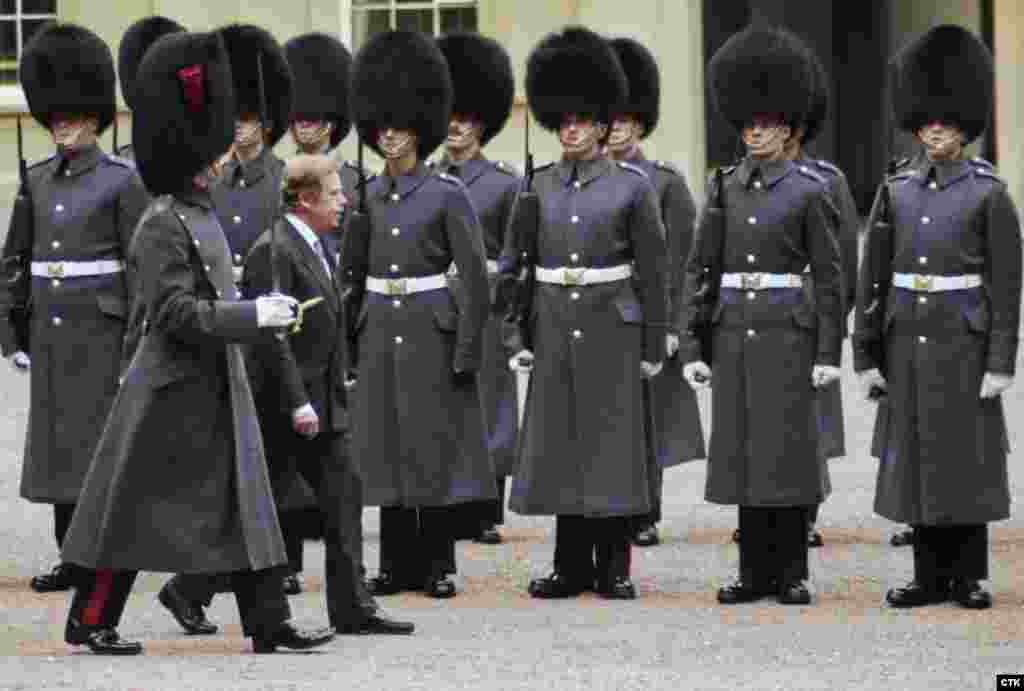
[83,569,114,626]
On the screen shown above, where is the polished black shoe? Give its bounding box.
[598,577,637,600]
[252,621,335,654]
[30,564,76,593]
[717,580,774,604]
[282,574,303,596]
[885,581,949,608]
[890,528,914,547]
[365,572,419,596]
[158,581,218,636]
[528,572,589,599]
[68,628,143,655]
[425,575,457,599]
[474,527,503,545]
[732,529,741,544]
[950,579,992,610]
[632,525,660,547]
[778,581,812,605]
[335,612,415,635]
[808,529,824,548]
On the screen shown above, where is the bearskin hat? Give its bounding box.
[892,24,992,144]
[285,32,353,150]
[609,37,660,138]
[118,16,185,110]
[132,31,235,197]
[800,46,830,144]
[707,25,813,133]
[351,30,453,159]
[218,23,294,146]
[526,26,627,133]
[20,23,116,134]
[436,33,514,146]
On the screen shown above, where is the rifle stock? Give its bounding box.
[3,117,34,352]
[510,107,539,351]
[861,167,896,376]
[341,140,371,368]
[688,168,725,364]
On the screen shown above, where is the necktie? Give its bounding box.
[312,237,333,279]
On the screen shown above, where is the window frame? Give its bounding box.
[1,0,59,86]
[346,0,478,51]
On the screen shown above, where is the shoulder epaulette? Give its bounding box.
[493,160,520,176]
[813,159,843,177]
[970,156,994,170]
[437,171,465,187]
[795,164,827,185]
[533,162,555,173]
[974,167,1005,184]
[104,154,136,169]
[27,154,57,171]
[720,165,737,175]
[426,160,438,170]
[617,161,649,178]
[652,159,682,176]
[887,170,916,183]
[889,156,913,172]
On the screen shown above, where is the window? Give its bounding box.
[350,0,477,51]
[1,0,57,83]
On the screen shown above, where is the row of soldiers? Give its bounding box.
[0,14,1019,657]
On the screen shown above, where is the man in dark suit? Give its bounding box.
[242,154,414,635]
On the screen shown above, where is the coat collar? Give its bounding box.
[736,157,794,189]
[919,158,972,189]
[555,154,613,187]
[437,153,490,187]
[224,147,277,187]
[55,144,103,179]
[377,161,431,200]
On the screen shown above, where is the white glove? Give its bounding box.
[641,361,663,379]
[8,351,29,372]
[859,368,887,400]
[292,403,319,438]
[811,365,841,389]
[980,372,1013,399]
[256,294,298,328]
[666,333,680,358]
[683,361,711,390]
[509,349,534,373]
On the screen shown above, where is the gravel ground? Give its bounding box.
[0,193,1022,689]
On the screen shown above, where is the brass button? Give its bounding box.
[51,279,61,288]
[918,336,927,344]
[572,329,582,339]
[570,291,580,301]
[919,256,928,266]
[570,253,579,263]
[753,180,762,190]
[391,227,400,236]
[571,215,580,223]
[390,264,399,273]
[234,253,243,264]
[747,291,756,300]
[51,240,61,250]
[921,216,931,224]
[573,181,581,189]
[918,296,927,304]
[746,329,756,337]
[395,336,403,344]
[393,299,402,308]
[748,216,757,225]
[233,215,242,224]
[55,204,64,212]
[52,316,62,326]
[239,179,246,188]
[747,254,756,264]
[928,181,937,190]
[204,264,211,272]
[391,193,400,202]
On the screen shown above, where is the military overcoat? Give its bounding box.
[508,156,668,517]
[348,162,495,507]
[681,158,843,507]
[0,146,149,504]
[853,160,1020,525]
[60,190,287,573]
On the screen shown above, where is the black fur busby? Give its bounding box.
[707,25,813,132]
[218,24,294,146]
[892,24,992,144]
[118,16,185,110]
[526,26,627,132]
[609,37,659,138]
[800,47,830,144]
[285,32,353,150]
[436,32,514,146]
[351,30,453,159]
[132,31,235,197]
[20,23,116,134]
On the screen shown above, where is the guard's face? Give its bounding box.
[607,115,644,152]
[50,113,98,151]
[235,114,267,147]
[558,115,606,157]
[303,172,347,233]
[917,121,963,161]
[292,120,334,151]
[741,116,791,159]
[378,128,417,160]
[446,115,482,152]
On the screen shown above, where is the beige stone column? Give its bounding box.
[995,0,1024,206]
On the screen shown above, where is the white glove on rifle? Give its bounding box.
[811,365,841,389]
[665,333,680,358]
[980,372,1013,399]
[641,361,663,379]
[859,368,887,401]
[292,403,319,438]
[683,361,711,391]
[8,351,29,372]
[509,349,534,373]
[256,294,299,328]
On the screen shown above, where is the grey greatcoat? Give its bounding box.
[680,158,843,507]
[508,157,669,517]
[853,160,1021,526]
[60,190,287,573]
[348,162,495,508]
[211,148,286,276]
[0,146,149,504]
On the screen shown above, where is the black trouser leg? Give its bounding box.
[738,506,771,587]
[773,506,810,585]
[488,476,507,527]
[232,567,291,639]
[947,524,988,581]
[281,511,306,574]
[168,573,225,607]
[379,506,420,585]
[54,503,76,548]
[65,568,138,642]
[553,515,596,587]
[419,506,456,579]
[912,525,947,588]
[594,517,632,586]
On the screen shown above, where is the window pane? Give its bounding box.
[395,8,431,34]
[352,0,386,5]
[0,1,15,15]
[0,20,15,60]
[22,18,55,47]
[351,9,391,51]
[23,0,58,13]
[440,7,476,34]
[0,68,16,82]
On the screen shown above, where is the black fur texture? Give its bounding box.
[118,16,185,110]
[218,23,294,146]
[285,32,353,150]
[437,32,514,146]
[609,37,660,138]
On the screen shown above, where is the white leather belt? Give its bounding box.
[31,260,125,279]
[232,265,244,284]
[366,273,448,296]
[534,264,633,286]
[721,272,803,290]
[892,273,982,292]
[447,259,500,277]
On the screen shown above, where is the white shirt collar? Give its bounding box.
[285,213,322,256]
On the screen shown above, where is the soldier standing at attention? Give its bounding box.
[0,23,149,594]
[683,26,843,606]
[345,31,493,600]
[606,36,705,549]
[435,32,520,546]
[507,26,668,601]
[854,25,1021,610]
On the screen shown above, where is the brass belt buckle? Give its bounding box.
[912,275,933,291]
[385,278,407,296]
[562,268,585,285]
[740,273,762,290]
[47,262,65,278]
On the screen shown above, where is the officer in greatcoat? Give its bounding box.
[854,25,1021,610]
[0,23,149,594]
[344,30,493,599]
[682,26,843,606]
[506,26,669,600]
[606,36,705,549]
[435,32,520,545]
[58,29,334,655]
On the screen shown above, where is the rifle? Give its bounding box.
[860,160,898,386]
[255,51,281,296]
[340,138,372,366]
[687,167,726,366]
[112,110,119,155]
[1,116,34,352]
[508,107,540,351]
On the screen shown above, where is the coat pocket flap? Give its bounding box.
[96,294,128,319]
[614,298,644,324]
